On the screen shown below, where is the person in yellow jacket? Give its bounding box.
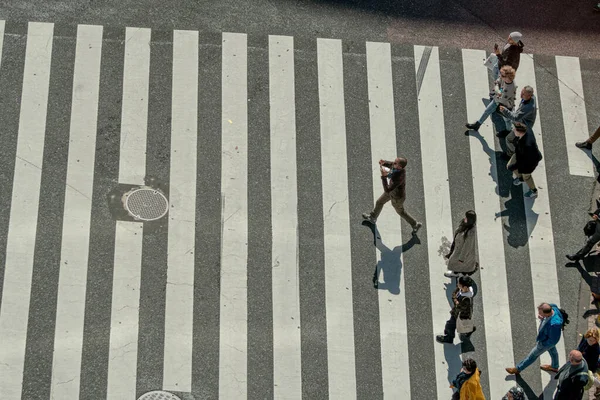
[450,358,485,400]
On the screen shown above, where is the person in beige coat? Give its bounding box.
[444,211,479,278]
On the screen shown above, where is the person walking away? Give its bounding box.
[498,85,537,156]
[444,210,479,278]
[436,276,476,343]
[449,358,485,400]
[578,328,600,374]
[466,65,517,133]
[502,386,527,400]
[362,157,422,234]
[490,31,525,80]
[576,124,600,150]
[506,302,564,375]
[554,350,589,400]
[566,208,600,262]
[507,123,543,199]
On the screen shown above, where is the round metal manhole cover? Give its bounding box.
[124,187,169,221]
[137,391,181,400]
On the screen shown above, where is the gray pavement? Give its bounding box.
[0,2,599,399]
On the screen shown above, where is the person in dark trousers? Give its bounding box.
[362,157,422,234]
[436,276,476,344]
[507,123,543,199]
[554,350,589,400]
[466,65,517,132]
[444,211,479,278]
[566,208,600,262]
[506,303,564,375]
[575,124,600,150]
[491,31,525,80]
[578,328,599,373]
[498,86,537,156]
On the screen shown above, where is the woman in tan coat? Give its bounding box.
[444,211,479,278]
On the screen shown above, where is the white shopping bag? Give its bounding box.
[484,53,497,71]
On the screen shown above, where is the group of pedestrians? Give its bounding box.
[361,30,600,399]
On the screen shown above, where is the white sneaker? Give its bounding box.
[362,212,376,224]
[444,270,459,278]
[513,178,523,186]
[412,222,422,235]
[524,190,538,199]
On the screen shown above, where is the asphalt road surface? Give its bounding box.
[0,1,599,400]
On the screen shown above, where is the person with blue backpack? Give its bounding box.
[506,303,566,375]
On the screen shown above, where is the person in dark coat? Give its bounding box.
[498,86,537,156]
[554,350,589,400]
[578,328,600,373]
[492,31,525,80]
[567,206,600,261]
[507,123,543,199]
[436,276,476,344]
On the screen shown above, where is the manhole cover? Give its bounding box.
[123,187,169,221]
[137,391,181,400]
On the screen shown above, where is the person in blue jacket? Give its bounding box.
[506,303,564,374]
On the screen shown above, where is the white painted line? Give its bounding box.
[462,49,514,399]
[517,55,565,399]
[106,27,151,400]
[162,29,198,392]
[269,35,302,398]
[50,24,103,399]
[365,41,410,399]
[0,21,54,399]
[0,20,5,71]
[317,38,357,400]
[0,22,54,399]
[414,45,460,397]
[556,56,593,177]
[219,32,248,400]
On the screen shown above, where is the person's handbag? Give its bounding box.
[484,53,497,70]
[456,315,474,334]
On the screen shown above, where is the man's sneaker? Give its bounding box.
[576,141,592,150]
[513,178,523,186]
[435,335,453,344]
[566,254,581,262]
[412,222,422,235]
[444,270,459,278]
[362,213,376,224]
[524,190,538,199]
[465,121,481,131]
[505,367,520,375]
[540,364,558,373]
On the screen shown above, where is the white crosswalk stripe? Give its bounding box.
[0,20,596,400]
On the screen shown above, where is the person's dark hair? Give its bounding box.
[457,210,477,237]
[462,358,477,372]
[397,157,407,168]
[458,276,474,288]
[514,123,527,132]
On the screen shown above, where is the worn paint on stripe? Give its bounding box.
[462,49,514,399]
[317,38,357,399]
[50,24,103,399]
[219,32,249,399]
[556,56,593,177]
[0,21,54,399]
[269,35,302,398]
[366,41,410,399]
[106,26,150,400]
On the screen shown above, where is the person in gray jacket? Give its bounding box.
[498,86,537,156]
[553,350,589,400]
[444,211,479,278]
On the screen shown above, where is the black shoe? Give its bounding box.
[496,130,510,138]
[566,254,580,262]
[436,335,453,344]
[576,141,592,150]
[466,122,481,131]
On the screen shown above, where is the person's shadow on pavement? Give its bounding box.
[362,220,418,295]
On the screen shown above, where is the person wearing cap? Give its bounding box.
[507,123,543,199]
[575,124,600,150]
[553,350,589,400]
[491,31,525,80]
[498,86,537,156]
[465,65,517,132]
[566,209,600,261]
[506,303,564,375]
[502,386,527,400]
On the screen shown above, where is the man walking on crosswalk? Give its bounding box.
[507,123,543,199]
[506,303,564,375]
[362,157,422,234]
[498,85,537,156]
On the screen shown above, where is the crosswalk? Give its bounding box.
[0,20,598,400]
